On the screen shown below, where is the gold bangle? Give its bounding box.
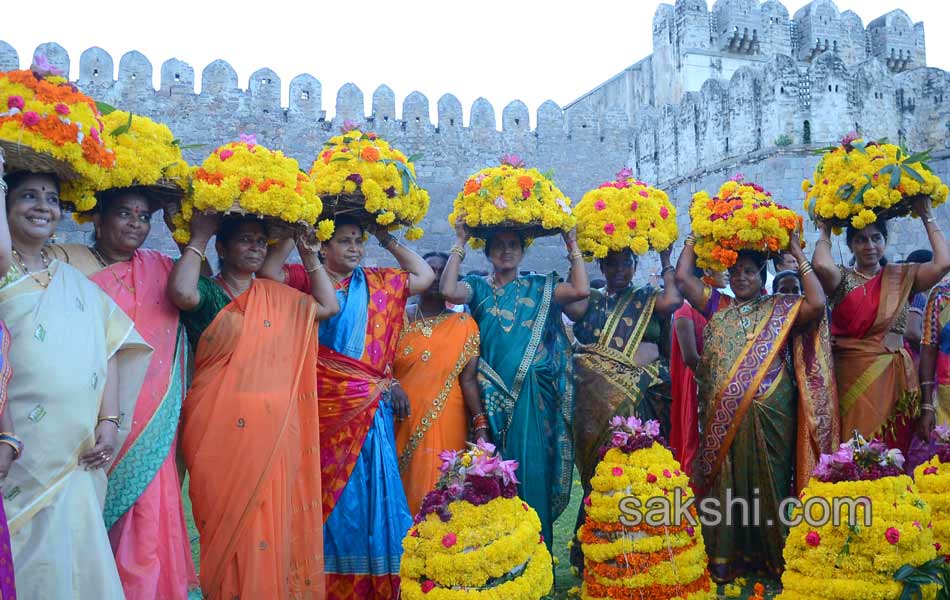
[568,250,583,262]
[684,234,697,247]
[921,405,936,412]
[920,380,935,387]
[184,245,205,261]
[98,415,121,428]
[816,238,832,247]
[305,263,323,274]
[924,216,937,224]
[0,439,20,459]
[450,245,466,260]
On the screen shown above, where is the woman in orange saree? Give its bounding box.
[51,188,198,599]
[168,213,338,600]
[675,232,838,583]
[812,199,950,455]
[259,214,435,599]
[394,252,482,516]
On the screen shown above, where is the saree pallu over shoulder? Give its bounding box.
[832,263,919,447]
[182,279,324,600]
[0,262,151,600]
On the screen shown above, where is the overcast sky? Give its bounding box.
[2,0,947,125]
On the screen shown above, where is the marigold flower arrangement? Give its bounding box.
[449,154,575,248]
[400,440,553,599]
[578,416,715,600]
[0,55,116,211]
[913,425,950,559]
[99,108,190,197]
[802,133,949,230]
[689,175,802,271]
[574,167,677,260]
[173,134,321,244]
[776,433,940,600]
[310,121,428,241]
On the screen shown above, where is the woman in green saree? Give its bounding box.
[562,247,681,569]
[440,221,589,551]
[674,231,838,583]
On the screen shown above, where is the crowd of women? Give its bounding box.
[0,141,948,599]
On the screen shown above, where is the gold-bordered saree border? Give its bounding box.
[694,295,802,496]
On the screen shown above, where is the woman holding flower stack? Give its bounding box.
[804,137,950,455]
[169,138,337,600]
[564,170,681,569]
[675,178,838,583]
[440,156,587,551]
[48,108,199,599]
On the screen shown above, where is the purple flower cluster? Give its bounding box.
[932,425,950,462]
[414,440,520,524]
[598,416,665,459]
[813,433,906,483]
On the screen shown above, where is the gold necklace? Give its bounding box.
[851,266,879,280]
[733,297,758,341]
[12,247,50,288]
[414,305,447,338]
[489,273,520,334]
[89,246,135,296]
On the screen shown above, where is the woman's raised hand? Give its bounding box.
[189,210,220,243]
[454,212,470,244]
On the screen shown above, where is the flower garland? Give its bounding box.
[574,167,677,259]
[802,133,948,230]
[449,154,575,248]
[400,441,552,599]
[776,437,939,600]
[689,174,801,271]
[99,107,189,195]
[578,417,715,600]
[0,57,116,210]
[913,426,950,558]
[173,134,321,243]
[310,122,428,241]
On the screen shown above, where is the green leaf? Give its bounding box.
[851,140,868,154]
[342,137,353,144]
[330,156,352,163]
[95,101,117,115]
[890,164,902,188]
[541,169,556,181]
[108,111,134,137]
[904,150,932,165]
[852,181,871,205]
[176,143,206,150]
[921,162,934,173]
[902,164,925,183]
[406,153,423,163]
[835,183,855,200]
[401,170,410,196]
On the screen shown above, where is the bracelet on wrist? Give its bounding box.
[98,416,121,429]
[660,265,675,276]
[305,263,324,274]
[0,432,22,460]
[184,245,206,261]
[684,234,697,247]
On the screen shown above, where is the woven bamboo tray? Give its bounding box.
[468,220,563,240]
[320,193,414,228]
[818,198,922,229]
[0,139,78,181]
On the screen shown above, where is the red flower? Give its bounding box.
[441,533,457,548]
[7,95,24,110]
[663,469,672,478]
[410,529,419,537]
[885,527,900,545]
[630,201,638,211]
[604,223,616,235]
[646,473,657,483]
[522,502,529,511]
[583,495,592,506]
[420,580,435,593]
[611,467,623,477]
[935,542,942,552]
[805,531,821,547]
[627,219,637,229]
[594,199,606,211]
[21,111,40,127]
[924,466,938,475]
[659,206,669,219]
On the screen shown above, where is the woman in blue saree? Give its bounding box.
[440,220,589,549]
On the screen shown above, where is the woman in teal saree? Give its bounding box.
[440,221,589,550]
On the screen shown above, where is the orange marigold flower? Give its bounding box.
[517,175,534,190]
[321,150,333,165]
[464,179,481,195]
[360,146,380,162]
[239,177,255,192]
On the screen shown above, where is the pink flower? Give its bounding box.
[913,521,923,530]
[805,531,821,547]
[629,201,638,212]
[493,196,508,209]
[639,190,649,198]
[583,495,591,507]
[611,467,623,477]
[659,206,669,219]
[603,223,616,235]
[674,470,681,477]
[616,166,633,180]
[686,526,695,537]
[90,127,101,142]
[646,473,657,483]
[420,580,435,593]
[219,149,234,161]
[627,219,637,229]
[936,542,943,552]
[613,180,630,189]
[21,111,40,127]
[885,527,900,545]
[497,459,520,484]
[54,103,69,116]
[239,133,257,147]
[6,96,24,110]
[31,53,63,77]
[441,533,457,548]
[341,119,360,133]
[500,153,525,168]
[594,200,606,211]
[410,529,419,537]
[663,469,672,478]
[924,466,939,475]
[476,439,496,454]
[522,502,529,511]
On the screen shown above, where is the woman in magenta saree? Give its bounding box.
[812,203,950,455]
[675,233,838,583]
[260,215,435,599]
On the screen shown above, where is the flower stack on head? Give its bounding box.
[578,416,715,600]
[574,167,678,260]
[0,55,116,211]
[310,121,429,241]
[912,425,950,559]
[689,174,802,271]
[802,133,948,231]
[776,433,940,600]
[173,134,321,244]
[449,154,575,248]
[399,440,553,599]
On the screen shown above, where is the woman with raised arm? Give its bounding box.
[393,251,483,516]
[811,197,950,453]
[674,230,836,583]
[168,211,337,600]
[49,188,198,599]
[0,167,151,599]
[439,217,588,551]
[258,214,434,598]
[562,246,680,569]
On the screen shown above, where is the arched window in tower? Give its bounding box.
[803,120,811,145]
